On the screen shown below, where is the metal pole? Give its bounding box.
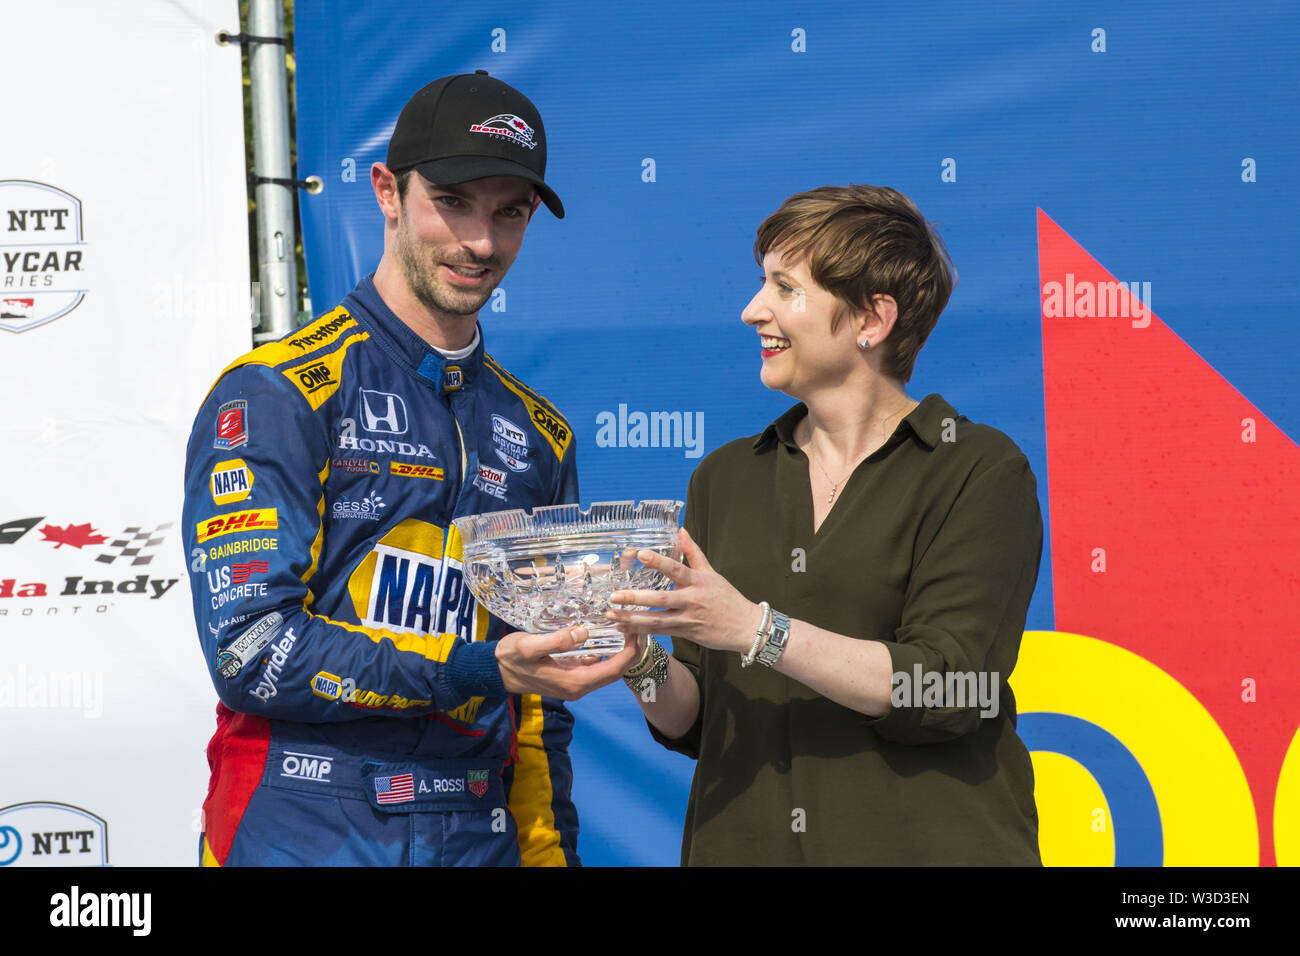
[247,0,297,342]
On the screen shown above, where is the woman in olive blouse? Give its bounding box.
[607,185,1043,866]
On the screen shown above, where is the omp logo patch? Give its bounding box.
[285,348,347,410]
[196,509,278,543]
[281,751,332,782]
[293,362,334,393]
[210,459,254,505]
[390,462,444,481]
[532,406,570,446]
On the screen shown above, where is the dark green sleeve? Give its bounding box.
[645,467,707,759]
[864,455,1044,745]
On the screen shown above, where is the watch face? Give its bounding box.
[757,614,790,665]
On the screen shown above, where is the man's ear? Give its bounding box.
[372,162,401,222]
[529,194,542,220]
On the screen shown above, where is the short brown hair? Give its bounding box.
[753,184,955,382]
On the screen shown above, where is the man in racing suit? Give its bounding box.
[183,72,638,866]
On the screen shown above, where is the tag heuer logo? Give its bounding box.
[467,769,490,798]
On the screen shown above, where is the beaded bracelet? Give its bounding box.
[741,601,773,668]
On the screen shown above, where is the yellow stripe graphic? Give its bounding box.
[482,355,573,462]
[201,306,363,403]
[509,694,567,867]
[307,610,459,664]
[201,836,221,868]
[303,460,330,608]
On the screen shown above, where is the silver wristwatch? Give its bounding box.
[755,609,791,667]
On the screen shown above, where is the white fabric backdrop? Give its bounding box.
[0,0,249,866]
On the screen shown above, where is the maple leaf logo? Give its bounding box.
[40,522,109,549]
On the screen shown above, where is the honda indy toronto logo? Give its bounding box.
[468,114,538,150]
[1,181,88,333]
[0,515,180,618]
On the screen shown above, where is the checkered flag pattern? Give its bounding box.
[95,523,173,566]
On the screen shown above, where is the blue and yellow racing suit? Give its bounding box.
[182,274,581,866]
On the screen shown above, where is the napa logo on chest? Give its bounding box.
[347,519,486,644]
[209,459,254,505]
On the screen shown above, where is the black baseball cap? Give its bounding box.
[386,71,564,219]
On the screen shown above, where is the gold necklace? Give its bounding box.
[804,402,913,505]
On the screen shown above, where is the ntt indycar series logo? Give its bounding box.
[0,801,109,867]
[1,181,88,333]
[491,414,530,472]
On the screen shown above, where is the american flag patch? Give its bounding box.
[232,559,270,583]
[375,773,414,804]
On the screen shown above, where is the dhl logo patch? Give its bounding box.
[390,462,445,481]
[197,508,279,543]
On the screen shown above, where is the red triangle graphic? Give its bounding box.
[1038,208,1300,866]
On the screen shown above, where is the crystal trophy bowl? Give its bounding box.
[453,500,683,658]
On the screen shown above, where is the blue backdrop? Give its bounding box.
[293,0,1298,865]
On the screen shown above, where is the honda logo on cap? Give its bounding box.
[359,390,409,434]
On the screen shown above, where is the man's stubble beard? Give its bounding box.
[395,211,497,319]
